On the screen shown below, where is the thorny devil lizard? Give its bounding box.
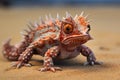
[2,12,102,72]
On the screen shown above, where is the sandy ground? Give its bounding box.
[0,6,120,80]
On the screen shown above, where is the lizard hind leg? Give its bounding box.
[11,45,34,68]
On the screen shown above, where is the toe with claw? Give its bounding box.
[84,61,103,66]
[11,61,32,68]
[39,66,62,72]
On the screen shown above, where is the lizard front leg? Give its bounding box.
[40,46,62,72]
[78,45,102,66]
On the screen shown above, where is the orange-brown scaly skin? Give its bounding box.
[2,12,101,72]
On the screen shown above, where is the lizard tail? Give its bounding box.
[2,38,19,61]
[2,22,36,61]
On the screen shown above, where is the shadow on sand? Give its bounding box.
[30,58,112,72]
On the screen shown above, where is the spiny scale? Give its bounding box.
[23,12,89,39]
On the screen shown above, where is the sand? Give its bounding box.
[0,6,120,80]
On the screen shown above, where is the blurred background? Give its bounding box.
[0,0,120,7]
[0,0,120,80]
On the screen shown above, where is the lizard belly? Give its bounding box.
[58,49,80,59]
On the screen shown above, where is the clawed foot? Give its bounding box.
[84,61,103,66]
[11,61,32,68]
[39,66,62,72]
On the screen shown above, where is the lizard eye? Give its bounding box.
[63,24,73,34]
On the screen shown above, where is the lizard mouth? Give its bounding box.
[62,35,91,46]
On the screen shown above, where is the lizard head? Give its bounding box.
[59,12,93,46]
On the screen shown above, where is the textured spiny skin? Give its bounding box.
[2,12,101,72]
